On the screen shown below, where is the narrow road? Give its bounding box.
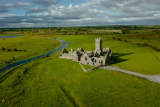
[100,66,160,84]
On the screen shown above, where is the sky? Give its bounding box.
[0,0,160,28]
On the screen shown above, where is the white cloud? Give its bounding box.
[0,14,20,18]
[33,18,43,20]
[3,2,31,7]
[1,0,160,27]
[22,19,27,21]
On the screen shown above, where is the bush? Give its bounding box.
[155,48,160,51]
[118,38,122,41]
[124,39,128,42]
[67,33,72,35]
[6,48,10,51]
[121,28,131,34]
[13,48,17,51]
[75,32,78,35]
[12,57,15,61]
[113,32,119,34]
[152,46,157,49]
[1,47,5,50]
[142,43,149,46]
[137,43,141,45]
[62,31,67,35]
[45,55,50,57]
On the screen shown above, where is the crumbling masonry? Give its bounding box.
[59,38,114,66]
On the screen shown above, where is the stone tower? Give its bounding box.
[94,38,102,55]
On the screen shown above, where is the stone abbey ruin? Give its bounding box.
[59,38,114,66]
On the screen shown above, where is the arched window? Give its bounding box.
[101,60,103,65]
[95,59,96,63]
[85,56,87,61]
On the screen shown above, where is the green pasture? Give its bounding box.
[0,30,160,106]
[0,51,160,107]
[0,32,63,68]
[60,33,160,75]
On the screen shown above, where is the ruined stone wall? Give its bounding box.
[93,57,106,66]
[80,54,94,66]
[59,53,69,59]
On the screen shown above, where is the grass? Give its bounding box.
[0,32,63,68]
[61,33,160,75]
[0,52,160,107]
[0,30,160,106]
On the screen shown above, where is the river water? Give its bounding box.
[0,35,25,39]
[0,37,68,74]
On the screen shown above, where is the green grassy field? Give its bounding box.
[0,32,63,68]
[61,33,160,75]
[0,31,160,107]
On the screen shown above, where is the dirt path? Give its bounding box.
[100,66,160,84]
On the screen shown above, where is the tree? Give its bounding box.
[121,28,131,34]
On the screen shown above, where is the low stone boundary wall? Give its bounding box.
[79,63,100,72]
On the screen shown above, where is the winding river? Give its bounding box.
[0,36,68,74]
[0,35,25,39]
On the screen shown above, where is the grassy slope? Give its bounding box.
[0,32,62,68]
[0,32,160,106]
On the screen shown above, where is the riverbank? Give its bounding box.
[0,38,68,74]
[0,32,64,68]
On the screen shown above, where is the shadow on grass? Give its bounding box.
[113,52,134,64]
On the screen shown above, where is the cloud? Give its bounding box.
[1,0,160,27]
[2,2,31,8]
[26,7,48,13]
[48,4,107,20]
[31,0,60,6]
[0,9,9,13]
